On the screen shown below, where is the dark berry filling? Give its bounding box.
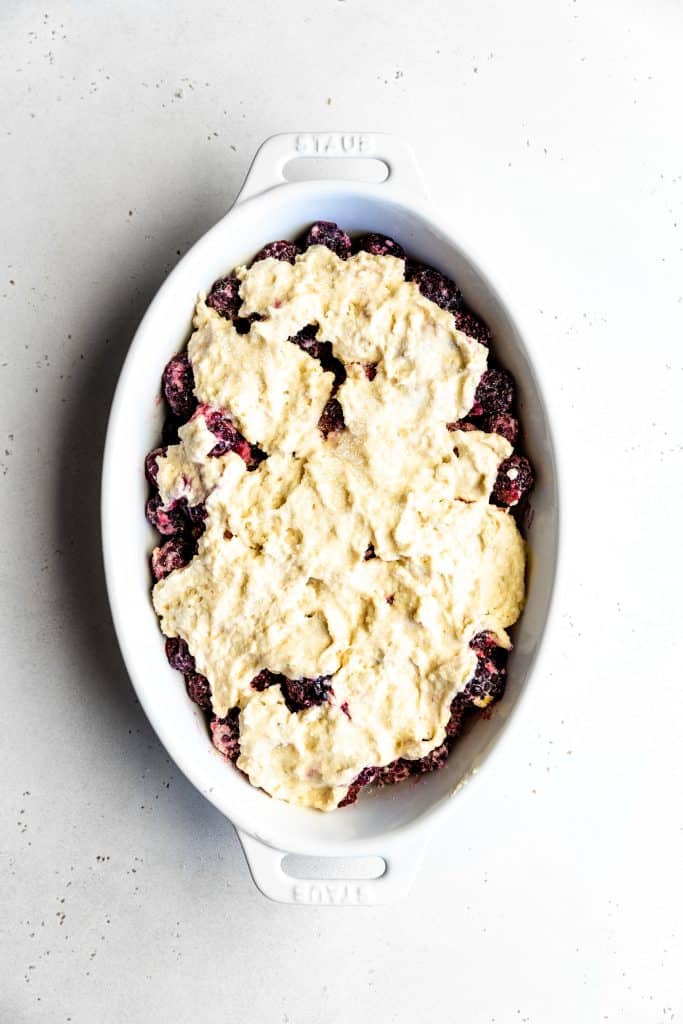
[304,221,352,259]
[453,307,492,347]
[468,630,499,659]
[470,368,514,418]
[491,454,534,508]
[405,261,462,313]
[376,759,412,787]
[486,412,519,444]
[145,446,167,485]
[184,672,212,712]
[151,537,192,581]
[290,322,319,348]
[250,668,281,691]
[353,233,405,259]
[338,740,455,808]
[410,742,451,774]
[251,668,333,714]
[146,494,208,535]
[199,405,264,467]
[206,275,242,321]
[146,489,206,584]
[145,493,189,536]
[210,709,241,763]
[234,313,263,335]
[338,766,378,808]
[205,405,250,458]
[318,397,345,437]
[254,240,299,264]
[464,632,508,708]
[283,677,333,713]
[462,658,507,708]
[165,636,195,673]
[161,414,185,446]
[164,636,212,711]
[162,353,196,420]
[289,325,347,391]
[184,501,209,528]
[445,692,471,738]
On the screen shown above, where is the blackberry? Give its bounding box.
[413,742,450,774]
[210,709,241,763]
[184,672,212,712]
[405,262,462,313]
[206,275,242,321]
[353,233,405,259]
[234,312,263,336]
[376,758,412,786]
[165,636,195,673]
[250,668,285,692]
[465,631,509,709]
[471,369,514,418]
[486,412,518,444]
[289,328,346,390]
[462,657,506,709]
[162,353,196,420]
[150,538,190,581]
[202,406,253,462]
[338,767,378,808]
[453,307,492,347]
[250,669,333,712]
[290,324,323,361]
[491,454,534,507]
[281,676,332,713]
[254,240,299,264]
[445,692,470,738]
[469,631,500,659]
[145,494,186,536]
[338,739,453,808]
[304,221,352,259]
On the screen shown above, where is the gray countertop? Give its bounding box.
[2,2,681,1021]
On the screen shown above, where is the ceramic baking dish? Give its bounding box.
[101,132,560,904]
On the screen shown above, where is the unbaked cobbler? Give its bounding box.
[145,221,534,811]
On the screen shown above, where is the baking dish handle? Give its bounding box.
[237,829,428,905]
[235,132,426,203]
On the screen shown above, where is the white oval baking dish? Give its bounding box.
[102,133,560,905]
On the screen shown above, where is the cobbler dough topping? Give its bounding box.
[156,415,231,507]
[152,247,526,811]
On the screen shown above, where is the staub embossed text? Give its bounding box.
[295,133,371,155]
[292,883,370,905]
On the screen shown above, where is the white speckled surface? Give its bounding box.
[1,2,681,1021]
